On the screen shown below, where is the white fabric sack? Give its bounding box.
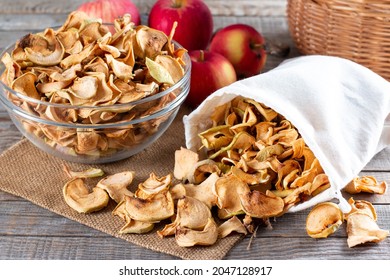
[183,55,390,213]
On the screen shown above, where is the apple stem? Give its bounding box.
[172,0,186,8]
[199,50,205,62]
[251,43,264,50]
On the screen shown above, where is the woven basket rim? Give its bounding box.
[306,0,390,14]
[287,0,390,81]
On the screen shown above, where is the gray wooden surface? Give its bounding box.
[0,0,389,260]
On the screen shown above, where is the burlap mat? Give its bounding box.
[0,106,242,260]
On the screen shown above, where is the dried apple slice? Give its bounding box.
[214,174,250,219]
[145,57,174,85]
[231,166,269,185]
[175,218,218,247]
[96,171,135,203]
[63,165,104,178]
[24,29,65,66]
[188,159,221,184]
[179,172,219,209]
[344,176,387,195]
[306,202,343,238]
[230,106,257,132]
[119,219,155,234]
[209,131,255,160]
[134,25,168,59]
[63,178,109,213]
[198,125,234,150]
[106,54,134,82]
[173,147,199,181]
[157,196,211,238]
[135,173,172,199]
[239,190,284,219]
[245,98,278,121]
[346,212,389,248]
[154,55,184,83]
[11,72,40,99]
[124,191,174,223]
[344,197,377,220]
[76,129,100,154]
[112,201,154,234]
[70,76,98,99]
[218,216,247,238]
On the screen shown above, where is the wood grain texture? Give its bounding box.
[0,236,180,260]
[0,0,288,16]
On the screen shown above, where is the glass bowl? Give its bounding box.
[0,39,191,164]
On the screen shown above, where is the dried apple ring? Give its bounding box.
[306,202,343,238]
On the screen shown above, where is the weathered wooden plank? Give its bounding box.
[0,191,22,201]
[0,117,22,152]
[0,207,388,260]
[0,236,180,260]
[0,233,388,260]
[0,13,70,31]
[363,147,390,171]
[0,0,288,16]
[0,15,292,51]
[0,14,290,33]
[227,236,390,260]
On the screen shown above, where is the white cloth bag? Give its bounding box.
[183,55,390,213]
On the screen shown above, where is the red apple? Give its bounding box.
[148,0,213,51]
[187,50,237,107]
[77,0,141,25]
[209,24,267,79]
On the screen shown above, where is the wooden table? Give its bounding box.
[0,0,389,260]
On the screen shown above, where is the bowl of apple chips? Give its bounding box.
[0,11,191,163]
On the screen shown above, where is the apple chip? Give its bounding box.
[214,174,250,219]
[146,57,175,85]
[11,72,40,99]
[199,125,234,150]
[346,212,389,248]
[218,216,247,238]
[240,190,284,219]
[70,76,98,99]
[345,197,377,221]
[96,171,135,203]
[63,178,109,213]
[306,202,343,238]
[344,176,387,195]
[135,173,172,199]
[24,29,65,66]
[157,196,211,238]
[178,172,219,209]
[173,147,199,181]
[63,165,104,178]
[188,159,221,184]
[175,218,218,247]
[124,191,174,223]
[112,200,154,234]
[134,25,168,59]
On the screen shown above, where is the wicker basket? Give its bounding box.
[287,0,390,81]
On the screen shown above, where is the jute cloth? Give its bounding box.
[0,106,242,260]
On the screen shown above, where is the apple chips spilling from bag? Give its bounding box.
[60,96,388,248]
[192,96,330,216]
